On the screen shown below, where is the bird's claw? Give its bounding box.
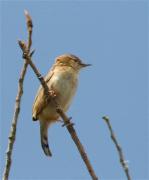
[49,89,57,97]
[62,117,74,127]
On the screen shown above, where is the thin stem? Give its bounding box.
[3,62,28,180]
[102,116,131,180]
[2,10,33,180]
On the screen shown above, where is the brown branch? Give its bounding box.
[18,10,98,180]
[2,11,33,180]
[3,63,28,180]
[102,116,131,180]
[57,108,98,180]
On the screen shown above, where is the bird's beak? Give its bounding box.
[81,63,92,68]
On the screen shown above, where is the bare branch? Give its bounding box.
[102,116,131,180]
[2,11,33,180]
[57,108,98,180]
[3,62,28,180]
[18,10,98,180]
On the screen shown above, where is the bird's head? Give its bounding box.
[55,54,91,71]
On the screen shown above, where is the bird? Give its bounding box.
[32,54,91,156]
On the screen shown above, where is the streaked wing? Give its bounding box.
[32,69,54,119]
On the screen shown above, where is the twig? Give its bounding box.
[2,63,28,180]
[18,10,98,180]
[57,108,98,180]
[2,10,33,180]
[102,116,131,180]
[24,10,33,51]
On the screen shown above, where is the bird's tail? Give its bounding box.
[40,120,52,157]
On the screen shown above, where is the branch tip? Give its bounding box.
[18,40,27,51]
[102,116,109,122]
[24,9,29,16]
[24,9,33,29]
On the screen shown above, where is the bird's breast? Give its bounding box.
[49,71,78,111]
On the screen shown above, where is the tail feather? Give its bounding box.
[40,121,52,157]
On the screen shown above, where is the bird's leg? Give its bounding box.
[61,117,75,127]
[56,116,72,126]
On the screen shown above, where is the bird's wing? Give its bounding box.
[32,69,54,120]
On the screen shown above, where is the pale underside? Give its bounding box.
[32,66,78,123]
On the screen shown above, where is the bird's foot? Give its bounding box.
[49,89,57,98]
[61,117,75,127]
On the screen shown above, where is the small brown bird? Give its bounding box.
[32,54,91,156]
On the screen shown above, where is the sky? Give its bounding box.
[0,0,148,180]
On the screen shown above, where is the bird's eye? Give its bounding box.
[56,58,60,62]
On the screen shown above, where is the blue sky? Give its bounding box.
[1,1,148,179]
